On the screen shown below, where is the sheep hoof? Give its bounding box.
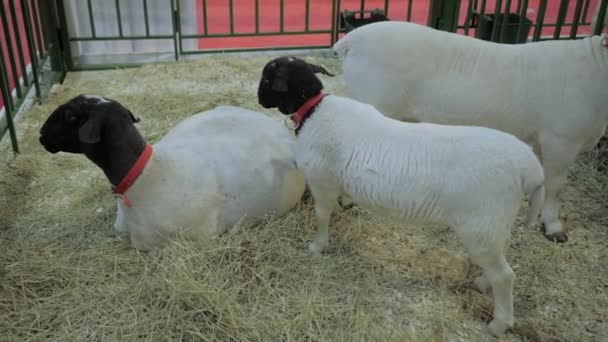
[488,319,513,338]
[540,223,568,243]
[308,242,325,256]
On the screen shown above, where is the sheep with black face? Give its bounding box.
[40,94,306,251]
[257,56,546,337]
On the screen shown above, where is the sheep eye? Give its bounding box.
[64,111,78,124]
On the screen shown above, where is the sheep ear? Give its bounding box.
[308,63,334,77]
[78,115,102,144]
[272,66,289,92]
[127,109,141,123]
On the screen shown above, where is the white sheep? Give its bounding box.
[39,95,306,251]
[257,56,546,337]
[333,20,608,243]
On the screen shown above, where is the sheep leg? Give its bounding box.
[539,137,580,243]
[469,250,515,337]
[308,184,339,256]
[113,202,128,233]
[473,274,491,293]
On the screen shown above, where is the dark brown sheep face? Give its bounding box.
[257,56,334,115]
[39,94,140,154]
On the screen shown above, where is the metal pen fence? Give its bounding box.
[0,0,56,154]
[2,0,608,154]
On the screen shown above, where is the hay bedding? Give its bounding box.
[0,53,607,342]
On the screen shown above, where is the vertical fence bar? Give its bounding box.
[464,0,475,35]
[279,0,284,33]
[115,0,123,37]
[515,0,529,42]
[8,0,28,87]
[32,0,45,59]
[532,0,547,41]
[477,0,488,38]
[0,2,22,99]
[0,38,20,153]
[0,42,14,112]
[56,0,73,71]
[594,0,608,35]
[570,0,585,39]
[582,0,591,26]
[384,0,389,16]
[143,0,150,36]
[86,0,96,38]
[360,0,365,12]
[203,0,208,35]
[171,0,179,60]
[553,0,569,39]
[254,0,259,34]
[176,0,183,55]
[305,0,310,32]
[499,0,512,43]
[407,0,413,21]
[516,0,522,14]
[39,0,63,72]
[229,0,234,34]
[331,0,339,45]
[490,0,503,42]
[21,0,40,98]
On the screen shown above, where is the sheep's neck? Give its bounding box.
[87,134,148,187]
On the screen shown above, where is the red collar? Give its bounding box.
[291,92,326,131]
[112,144,153,208]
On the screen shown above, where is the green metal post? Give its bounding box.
[490,0,502,42]
[0,3,22,100]
[176,0,183,56]
[553,0,568,39]
[305,0,310,32]
[532,0,547,41]
[0,40,20,154]
[229,0,234,35]
[203,0,209,35]
[331,0,338,45]
[143,0,150,36]
[254,0,258,34]
[428,0,462,32]
[56,0,74,71]
[20,0,41,99]
[569,0,585,39]
[280,0,284,33]
[116,0,123,37]
[498,0,511,43]
[39,0,64,72]
[515,0,529,42]
[594,0,608,35]
[171,0,179,61]
[407,0,413,21]
[8,0,28,87]
[32,0,45,60]
[86,0,96,38]
[463,0,476,35]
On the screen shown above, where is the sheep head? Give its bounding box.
[39,94,141,155]
[257,56,334,115]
